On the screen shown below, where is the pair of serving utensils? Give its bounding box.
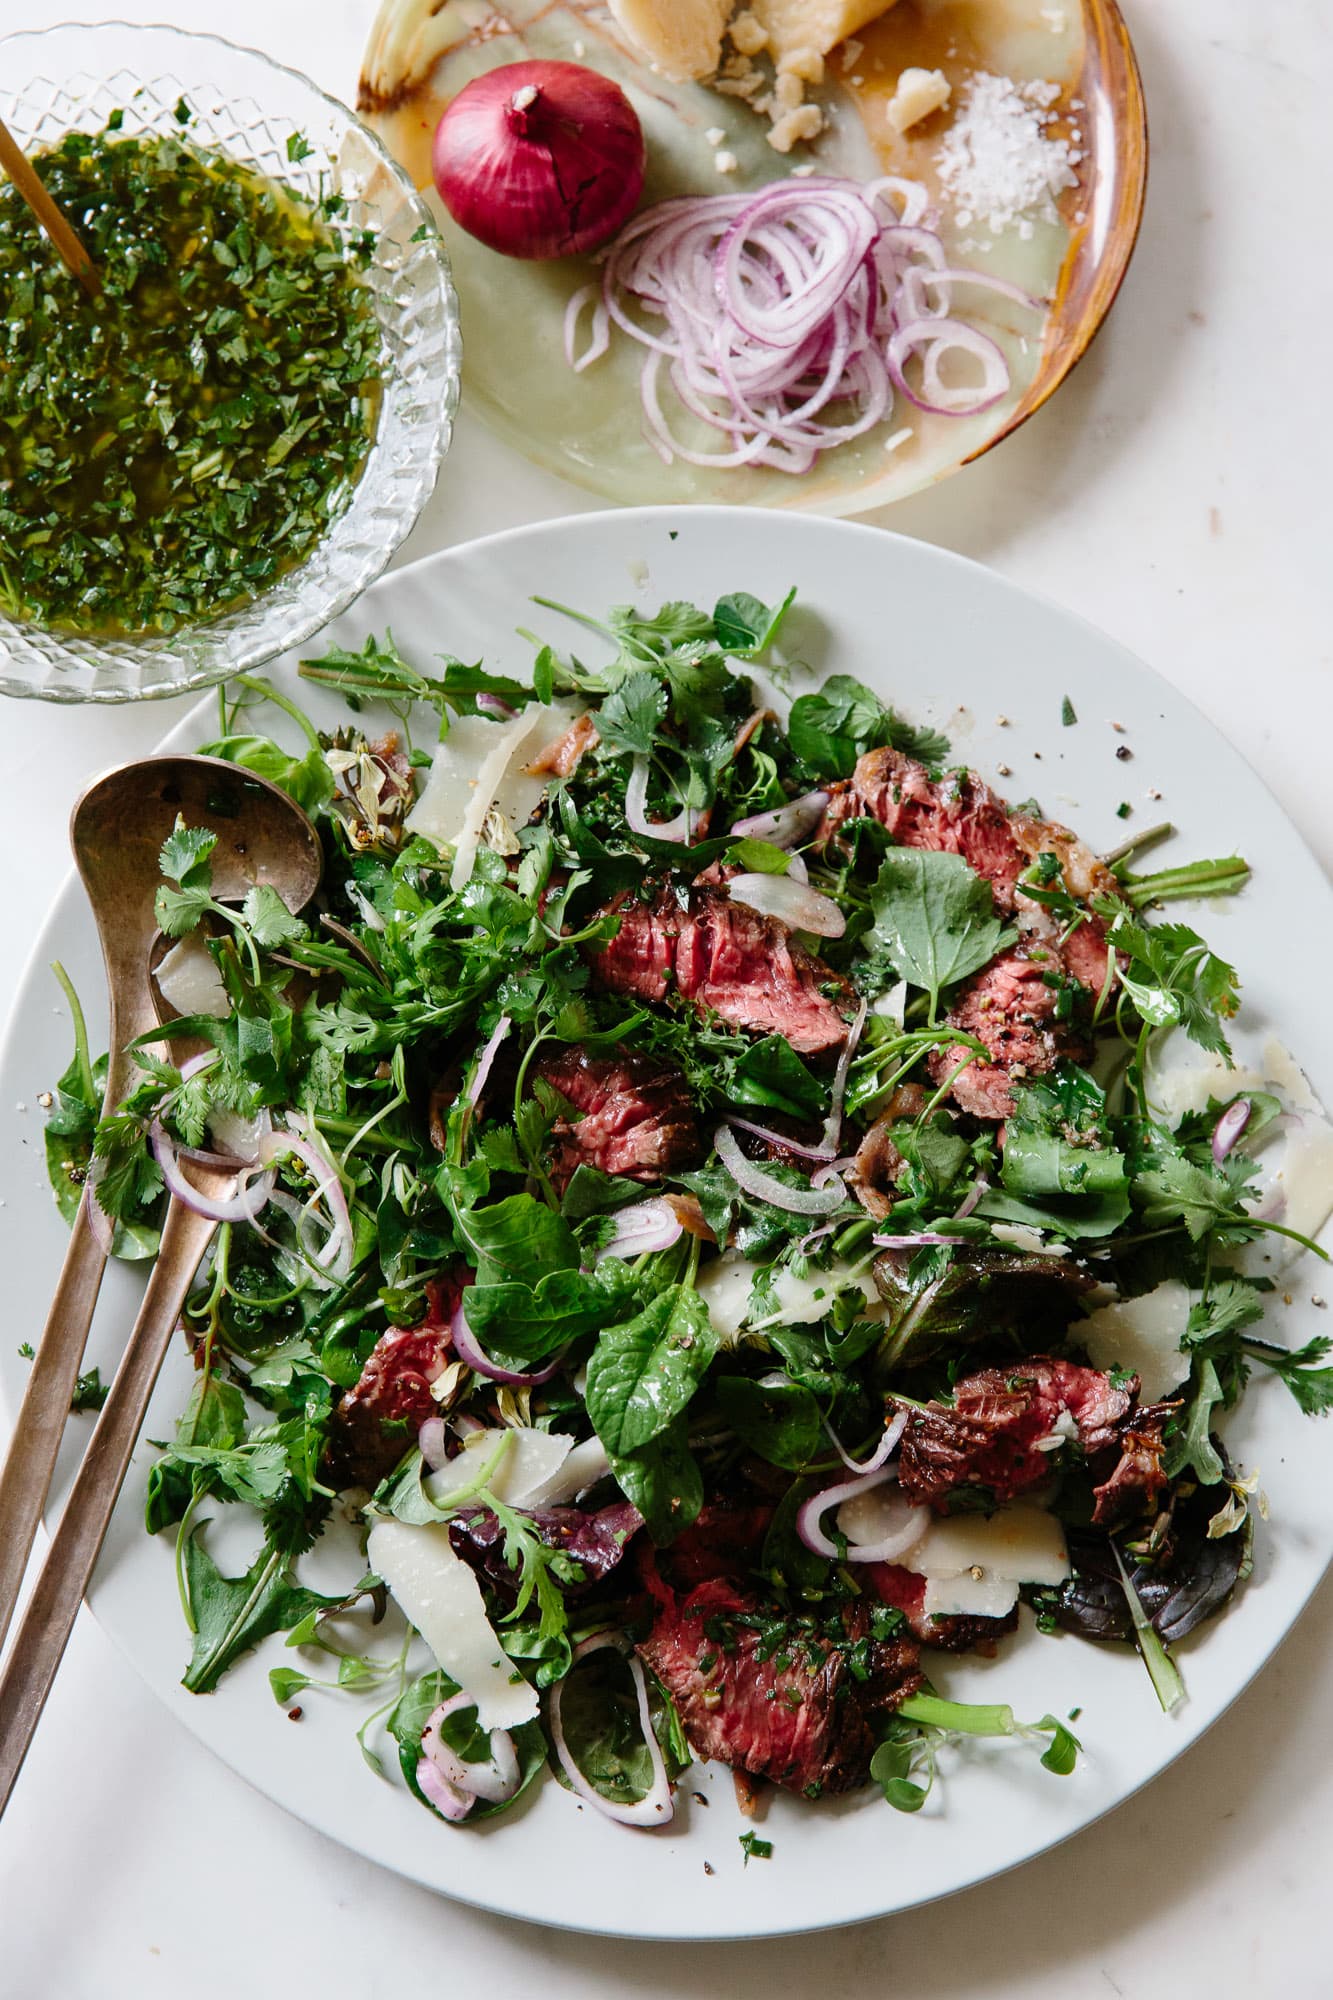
[0,757,323,1813]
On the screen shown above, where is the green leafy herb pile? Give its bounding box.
[45,585,1330,1836]
[0,111,380,635]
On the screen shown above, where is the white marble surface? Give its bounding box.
[1,1,1330,1993]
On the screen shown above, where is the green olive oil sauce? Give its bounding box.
[0,114,382,636]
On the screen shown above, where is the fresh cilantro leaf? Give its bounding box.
[70,1367,108,1413]
[1102,910,1240,1057]
[159,820,217,888]
[586,1287,718,1455]
[739,1831,774,1862]
[1132,1154,1240,1240]
[285,131,313,163]
[788,673,949,778]
[869,849,1015,1020]
[241,883,308,950]
[596,673,667,757]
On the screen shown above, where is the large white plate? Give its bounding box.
[2,508,1329,1940]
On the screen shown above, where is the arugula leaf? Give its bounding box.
[596,674,667,757]
[1166,1358,1227,1483]
[586,1287,718,1455]
[181,1533,335,1693]
[869,850,1015,1020]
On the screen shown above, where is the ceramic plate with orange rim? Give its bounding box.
[358,0,1145,513]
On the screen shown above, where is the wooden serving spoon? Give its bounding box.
[0,112,100,297]
[0,758,323,1668]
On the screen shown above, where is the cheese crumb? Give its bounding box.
[775,69,806,109]
[886,66,951,134]
[883,425,913,452]
[714,148,739,173]
[778,45,825,84]
[730,8,769,54]
[705,125,728,144]
[840,37,864,70]
[768,103,824,151]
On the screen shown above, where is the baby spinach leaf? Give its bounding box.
[606,1413,703,1544]
[723,1035,825,1120]
[452,1192,580,1285]
[389,1669,546,1823]
[463,1263,641,1361]
[714,1374,823,1469]
[869,849,1015,1020]
[713,587,795,656]
[197,733,335,815]
[586,1287,718,1455]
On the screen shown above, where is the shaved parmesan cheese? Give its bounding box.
[154,934,228,1020]
[1259,1116,1333,1257]
[425,1428,576,1509]
[366,1517,538,1729]
[696,1253,878,1344]
[903,1503,1071,1593]
[519,1435,612,1507]
[988,1222,1059,1257]
[1076,1280,1191,1402]
[407,703,586,892]
[1263,1038,1321,1115]
[923,1571,1020,1620]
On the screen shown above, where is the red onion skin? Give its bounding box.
[433,62,645,261]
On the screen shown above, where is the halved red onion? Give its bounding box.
[729,789,829,848]
[714,1123,844,1216]
[467,1014,512,1110]
[594,1196,683,1261]
[150,1119,276,1225]
[422,1692,521,1804]
[825,1407,909,1475]
[1212,1098,1252,1164]
[625,754,691,843]
[450,1296,563,1386]
[810,1155,855,1191]
[548,1633,674,1828]
[416,1753,474,1822]
[728,872,845,939]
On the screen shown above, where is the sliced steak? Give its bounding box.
[590,885,852,1056]
[896,1355,1173,1527]
[926,947,1090,1120]
[848,1082,930,1219]
[533,1044,701,1191]
[637,1562,922,1796]
[865,1561,1019,1654]
[818,746,1117,917]
[326,1272,464,1489]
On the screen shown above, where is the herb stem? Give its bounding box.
[51,961,96,1107]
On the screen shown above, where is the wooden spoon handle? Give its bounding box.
[0,1214,108,1656]
[0,115,100,297]
[0,1195,219,1816]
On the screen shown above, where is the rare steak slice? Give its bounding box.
[590,885,852,1056]
[926,946,1090,1120]
[532,1044,701,1191]
[896,1355,1174,1527]
[637,1560,922,1796]
[326,1271,464,1488]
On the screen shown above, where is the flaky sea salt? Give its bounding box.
[934,72,1079,236]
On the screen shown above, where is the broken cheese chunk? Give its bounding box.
[608,0,734,79]
[750,0,902,68]
[887,65,952,133]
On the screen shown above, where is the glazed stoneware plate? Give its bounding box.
[357,0,1145,512]
[2,510,1329,1940]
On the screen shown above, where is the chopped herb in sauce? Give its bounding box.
[0,121,381,636]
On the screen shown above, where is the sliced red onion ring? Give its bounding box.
[834,1483,929,1564]
[467,1014,512,1110]
[83,1166,114,1257]
[954,1176,988,1221]
[625,754,692,843]
[797,1221,838,1255]
[825,1407,908,1475]
[819,995,868,1161]
[150,1119,276,1225]
[548,1633,674,1828]
[450,1297,563,1387]
[725,1114,831,1164]
[810,1155,855,1191]
[1212,1097,1252,1164]
[259,1120,353,1281]
[416,1753,473,1822]
[796,1468,894,1558]
[594,1196,683,1261]
[475,692,518,721]
[419,1415,449,1471]
[422,1692,521,1804]
[728,872,845,939]
[887,317,1010,416]
[729,789,829,847]
[714,1123,845,1216]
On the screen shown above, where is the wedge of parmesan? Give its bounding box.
[1075,1281,1191,1403]
[750,0,902,68]
[406,701,585,892]
[608,0,733,79]
[154,934,228,1020]
[366,1516,539,1730]
[424,1427,576,1510]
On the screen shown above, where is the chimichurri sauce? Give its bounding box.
[0,118,382,637]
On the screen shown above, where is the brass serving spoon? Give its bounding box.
[0,757,322,1685]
